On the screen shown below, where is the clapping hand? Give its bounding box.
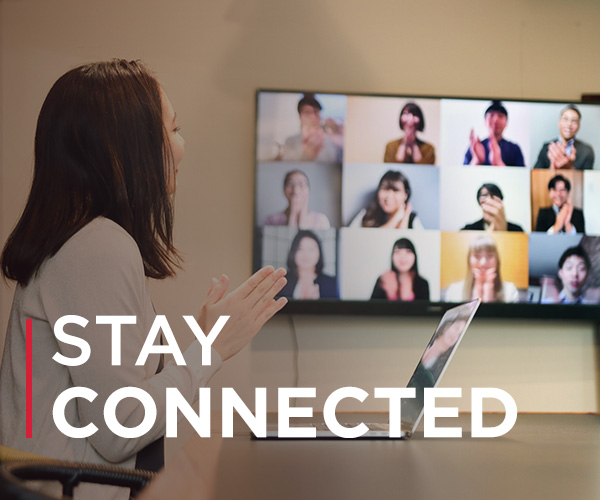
[199,266,287,361]
[553,198,574,233]
[473,267,497,303]
[301,124,325,160]
[296,273,320,299]
[547,141,576,170]
[379,270,399,299]
[469,129,486,165]
[488,135,505,166]
[481,196,508,231]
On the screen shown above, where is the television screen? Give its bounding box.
[253,90,600,319]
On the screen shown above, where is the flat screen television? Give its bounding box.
[253,90,600,319]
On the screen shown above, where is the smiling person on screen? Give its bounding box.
[462,183,523,232]
[535,175,585,234]
[463,101,525,167]
[533,104,595,170]
[542,246,597,305]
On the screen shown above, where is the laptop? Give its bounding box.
[258,299,481,439]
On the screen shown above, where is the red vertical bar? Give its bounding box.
[26,319,32,438]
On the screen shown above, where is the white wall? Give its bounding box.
[2,0,600,421]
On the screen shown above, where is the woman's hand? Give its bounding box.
[198,266,287,361]
[297,272,320,299]
[379,270,399,299]
[288,196,309,227]
[473,267,497,302]
[397,202,413,229]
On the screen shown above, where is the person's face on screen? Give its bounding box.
[485,111,507,140]
[549,181,569,208]
[559,255,588,297]
[558,109,580,142]
[392,247,415,273]
[284,172,309,206]
[294,236,320,273]
[299,104,321,129]
[477,187,492,205]
[161,89,184,195]
[438,320,467,349]
[400,108,420,131]
[469,249,497,274]
[378,181,408,215]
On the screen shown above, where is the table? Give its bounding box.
[143,413,600,500]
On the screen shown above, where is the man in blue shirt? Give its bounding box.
[464,101,525,167]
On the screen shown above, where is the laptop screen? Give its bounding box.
[401,299,481,435]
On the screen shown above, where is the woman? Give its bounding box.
[383,102,436,165]
[444,235,518,303]
[279,230,338,299]
[371,238,430,301]
[421,311,468,379]
[350,170,424,229]
[0,60,287,494]
[263,170,330,229]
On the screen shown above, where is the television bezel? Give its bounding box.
[253,88,600,320]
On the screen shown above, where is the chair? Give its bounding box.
[0,445,156,499]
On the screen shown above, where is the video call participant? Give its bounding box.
[535,175,585,234]
[542,246,594,304]
[403,308,468,424]
[420,311,468,379]
[463,100,525,167]
[383,102,436,164]
[444,235,519,303]
[263,170,330,229]
[462,183,524,232]
[371,238,430,301]
[279,93,343,163]
[350,170,424,229]
[279,230,338,299]
[533,104,595,170]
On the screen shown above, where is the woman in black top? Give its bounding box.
[371,238,429,301]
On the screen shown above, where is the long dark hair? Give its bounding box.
[362,170,411,227]
[2,59,180,285]
[390,238,418,276]
[286,230,324,278]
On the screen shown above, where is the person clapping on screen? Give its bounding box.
[464,101,525,167]
[535,175,585,234]
[533,105,594,170]
[462,183,523,232]
[279,94,343,163]
[279,230,338,299]
[371,238,430,301]
[264,170,330,229]
[444,236,519,303]
[383,102,435,165]
[350,170,423,229]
